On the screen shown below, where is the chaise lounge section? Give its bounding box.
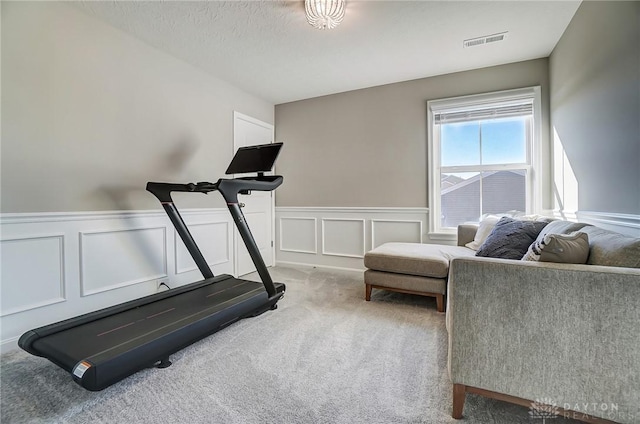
[363,225,478,312]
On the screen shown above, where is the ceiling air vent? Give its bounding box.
[463,32,508,48]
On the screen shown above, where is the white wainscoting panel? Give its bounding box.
[276,207,429,271]
[244,211,269,251]
[175,221,230,275]
[80,227,167,296]
[322,218,366,258]
[235,210,271,276]
[1,235,66,316]
[371,219,423,248]
[0,208,233,353]
[279,217,317,254]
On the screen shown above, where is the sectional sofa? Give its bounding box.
[365,218,640,423]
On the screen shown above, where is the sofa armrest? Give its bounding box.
[447,256,640,423]
[457,224,478,247]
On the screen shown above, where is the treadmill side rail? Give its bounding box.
[17,330,41,357]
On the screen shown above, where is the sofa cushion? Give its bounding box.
[580,226,640,268]
[476,217,548,260]
[364,242,475,278]
[522,231,590,264]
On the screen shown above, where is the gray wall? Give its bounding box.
[549,1,640,215]
[1,2,273,213]
[275,59,550,208]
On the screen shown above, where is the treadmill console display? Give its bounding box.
[225,142,283,175]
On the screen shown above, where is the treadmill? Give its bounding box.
[19,142,286,391]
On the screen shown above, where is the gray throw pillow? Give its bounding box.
[522,231,590,263]
[476,217,549,260]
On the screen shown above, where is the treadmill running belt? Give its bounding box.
[34,277,260,363]
[22,276,284,390]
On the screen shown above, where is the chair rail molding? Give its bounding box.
[544,209,640,237]
[576,210,640,237]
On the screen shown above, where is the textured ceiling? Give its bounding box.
[74,1,581,104]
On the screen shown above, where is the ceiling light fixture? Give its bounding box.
[305,0,346,30]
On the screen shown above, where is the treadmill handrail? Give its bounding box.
[146,175,283,298]
[216,175,283,204]
[214,175,282,298]
[146,181,219,203]
[146,176,282,204]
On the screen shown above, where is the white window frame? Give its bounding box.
[427,86,542,239]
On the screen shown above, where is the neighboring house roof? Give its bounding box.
[440,170,526,227]
[441,174,465,190]
[441,169,525,194]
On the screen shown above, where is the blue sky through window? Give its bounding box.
[441,117,526,167]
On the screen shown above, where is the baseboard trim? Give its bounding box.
[275,261,364,273]
[1,336,20,354]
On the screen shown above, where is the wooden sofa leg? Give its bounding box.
[452,384,466,419]
[365,284,372,301]
[436,294,445,313]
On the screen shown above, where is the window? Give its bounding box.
[427,87,542,236]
